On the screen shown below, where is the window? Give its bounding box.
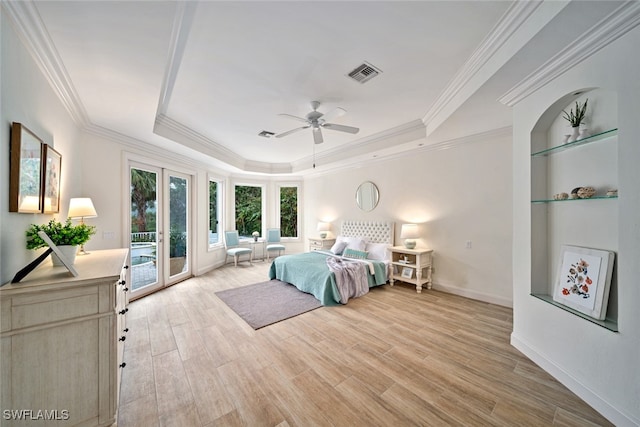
[279,185,299,238]
[208,178,222,246]
[235,184,262,238]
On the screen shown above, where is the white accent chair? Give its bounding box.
[266,228,286,261]
[225,231,252,267]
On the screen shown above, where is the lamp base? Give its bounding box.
[403,240,416,249]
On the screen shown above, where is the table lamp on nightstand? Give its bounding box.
[317,222,331,239]
[400,223,419,249]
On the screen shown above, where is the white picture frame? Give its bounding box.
[553,245,614,320]
[401,267,413,279]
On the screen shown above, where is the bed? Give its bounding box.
[268,220,394,305]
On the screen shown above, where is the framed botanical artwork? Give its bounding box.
[401,267,414,279]
[553,245,615,320]
[9,122,43,213]
[42,144,62,213]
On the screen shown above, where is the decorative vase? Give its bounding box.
[578,123,590,140]
[51,245,78,266]
[567,126,580,143]
[253,236,258,242]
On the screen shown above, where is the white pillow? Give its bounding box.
[366,242,391,261]
[330,240,348,255]
[344,237,366,252]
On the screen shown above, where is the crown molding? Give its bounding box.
[422,1,542,127]
[499,1,640,107]
[2,0,89,126]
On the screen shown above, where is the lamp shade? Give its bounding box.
[317,222,331,232]
[68,198,98,219]
[400,224,419,239]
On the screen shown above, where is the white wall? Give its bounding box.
[304,129,514,307]
[511,26,640,426]
[1,12,83,283]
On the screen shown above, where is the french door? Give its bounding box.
[129,163,191,299]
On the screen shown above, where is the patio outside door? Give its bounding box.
[129,163,191,299]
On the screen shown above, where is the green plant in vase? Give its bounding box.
[563,98,588,142]
[26,218,96,250]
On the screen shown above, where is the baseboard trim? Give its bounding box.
[431,282,512,308]
[510,332,638,427]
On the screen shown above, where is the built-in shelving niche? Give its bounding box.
[530,88,618,332]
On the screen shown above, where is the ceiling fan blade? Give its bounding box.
[322,123,359,134]
[320,107,346,122]
[275,126,309,138]
[278,113,309,124]
[313,127,323,144]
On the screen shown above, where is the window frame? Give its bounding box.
[276,182,301,241]
[207,174,224,250]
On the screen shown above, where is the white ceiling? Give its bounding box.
[9,1,631,175]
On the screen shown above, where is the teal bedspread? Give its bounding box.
[268,251,387,306]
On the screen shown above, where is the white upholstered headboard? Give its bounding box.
[340,221,395,245]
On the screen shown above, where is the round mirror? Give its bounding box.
[356,181,379,212]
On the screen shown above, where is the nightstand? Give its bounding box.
[387,246,433,293]
[308,238,335,252]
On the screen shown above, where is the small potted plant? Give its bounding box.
[563,98,588,142]
[26,218,96,265]
[252,231,260,242]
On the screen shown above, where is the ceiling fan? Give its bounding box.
[275,101,359,144]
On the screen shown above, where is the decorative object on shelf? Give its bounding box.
[562,131,572,144]
[577,186,596,199]
[553,245,614,320]
[9,122,44,213]
[400,223,419,249]
[68,197,98,255]
[401,267,414,279]
[570,187,582,199]
[25,218,96,265]
[562,99,588,142]
[606,189,618,197]
[317,222,330,239]
[578,122,590,140]
[252,231,259,242]
[553,192,569,200]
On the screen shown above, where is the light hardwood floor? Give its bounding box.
[118,262,613,426]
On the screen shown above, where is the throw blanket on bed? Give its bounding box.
[326,257,369,304]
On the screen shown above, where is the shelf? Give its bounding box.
[530,293,618,332]
[531,195,618,204]
[531,128,618,157]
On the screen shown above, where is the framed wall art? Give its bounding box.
[401,266,414,279]
[42,144,61,213]
[9,122,43,213]
[553,245,615,320]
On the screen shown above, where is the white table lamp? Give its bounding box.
[400,223,419,249]
[317,222,331,239]
[68,198,98,255]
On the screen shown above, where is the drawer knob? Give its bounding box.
[118,308,129,315]
[123,265,129,269]
[123,328,129,333]
[123,287,129,292]
[119,362,126,368]
[119,336,126,342]
[119,280,126,286]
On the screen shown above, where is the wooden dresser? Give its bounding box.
[0,249,129,426]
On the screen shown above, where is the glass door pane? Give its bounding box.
[167,172,189,281]
[129,165,161,296]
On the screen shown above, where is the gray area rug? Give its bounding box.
[215,279,322,329]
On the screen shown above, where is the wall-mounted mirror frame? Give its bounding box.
[356,181,379,212]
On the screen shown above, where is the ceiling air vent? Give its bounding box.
[258,130,275,138]
[347,62,382,84]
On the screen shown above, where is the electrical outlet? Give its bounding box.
[465,240,472,249]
